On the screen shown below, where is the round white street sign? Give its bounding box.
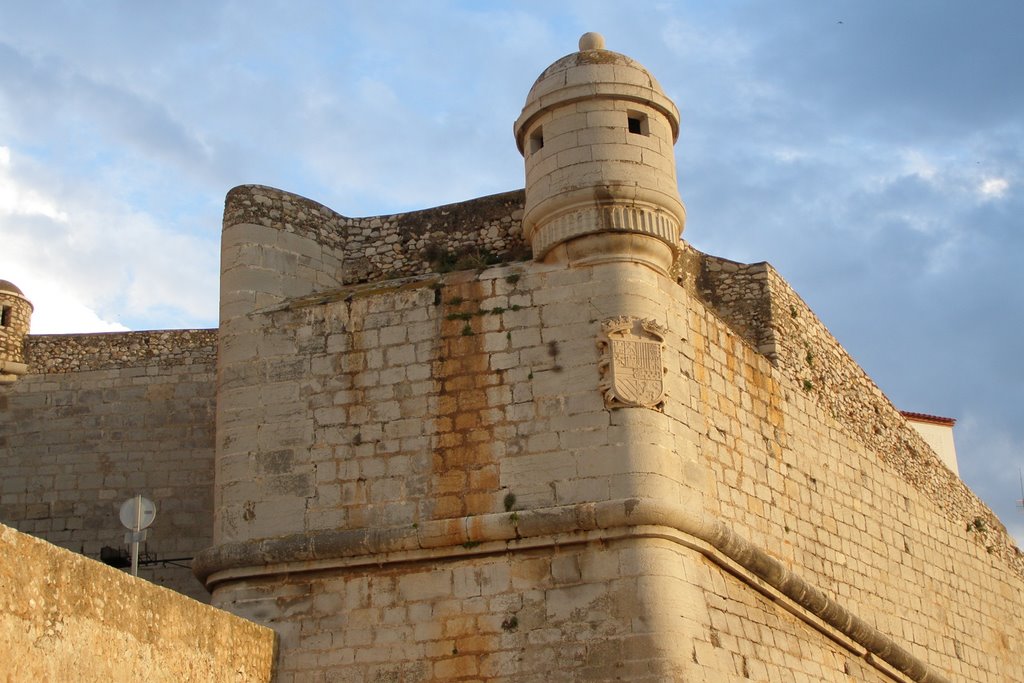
[119,496,157,530]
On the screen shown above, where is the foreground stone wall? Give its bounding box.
[0,523,275,681]
[0,329,217,601]
[202,238,1024,681]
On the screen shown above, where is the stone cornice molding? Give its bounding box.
[195,498,949,683]
[530,204,681,261]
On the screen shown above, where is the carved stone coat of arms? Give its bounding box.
[597,317,669,410]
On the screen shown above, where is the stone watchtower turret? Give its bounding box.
[0,280,32,384]
[514,32,686,276]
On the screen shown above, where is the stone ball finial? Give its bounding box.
[578,32,605,51]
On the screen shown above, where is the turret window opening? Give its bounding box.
[627,111,649,136]
[1,306,10,327]
[529,126,544,154]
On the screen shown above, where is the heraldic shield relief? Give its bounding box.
[597,317,669,410]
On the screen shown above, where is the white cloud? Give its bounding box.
[5,272,128,334]
[0,146,218,332]
[771,146,808,163]
[900,149,939,182]
[955,414,1024,547]
[1,148,127,334]
[890,148,1013,205]
[0,146,69,222]
[978,176,1009,199]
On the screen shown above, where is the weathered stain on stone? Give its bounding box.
[431,275,500,519]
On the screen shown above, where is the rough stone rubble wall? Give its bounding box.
[25,329,216,373]
[0,523,275,682]
[691,250,775,357]
[223,184,528,289]
[0,329,217,602]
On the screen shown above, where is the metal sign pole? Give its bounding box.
[130,493,141,577]
[119,494,156,579]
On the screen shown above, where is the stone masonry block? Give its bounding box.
[397,569,452,602]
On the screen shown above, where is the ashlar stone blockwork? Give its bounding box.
[197,242,1024,679]
[0,330,217,602]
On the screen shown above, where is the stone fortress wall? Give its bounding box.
[3,186,1022,679]
[197,192,1024,678]
[0,329,217,602]
[216,180,1018,577]
[216,185,1024,574]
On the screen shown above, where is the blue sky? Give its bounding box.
[1,1,1022,543]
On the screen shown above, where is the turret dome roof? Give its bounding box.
[0,280,25,296]
[514,33,680,153]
